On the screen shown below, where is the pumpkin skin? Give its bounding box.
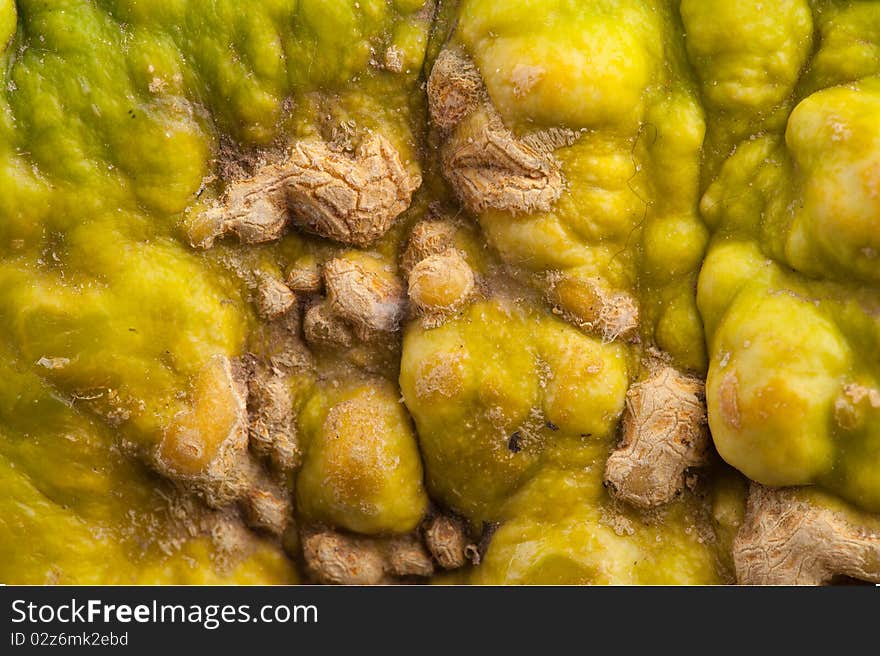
[2,0,879,585]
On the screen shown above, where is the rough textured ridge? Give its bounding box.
[301,528,436,585]
[734,485,880,585]
[192,133,420,248]
[604,362,710,509]
[286,135,421,246]
[428,49,572,215]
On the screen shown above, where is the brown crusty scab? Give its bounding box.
[604,360,710,509]
[191,133,421,249]
[734,485,880,586]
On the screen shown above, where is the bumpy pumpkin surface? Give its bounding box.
[1,0,879,586]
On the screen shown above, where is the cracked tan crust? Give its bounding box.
[428,49,574,215]
[191,133,420,249]
[423,514,476,570]
[286,259,324,294]
[443,111,567,214]
[385,534,435,578]
[427,49,484,134]
[400,218,459,275]
[192,167,290,248]
[304,301,356,349]
[255,275,297,320]
[302,529,389,585]
[604,362,710,509]
[301,527,436,585]
[734,485,880,586]
[247,365,299,472]
[286,135,421,246]
[242,487,293,536]
[246,310,310,475]
[323,257,406,339]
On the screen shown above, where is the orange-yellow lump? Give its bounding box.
[690,1,880,514]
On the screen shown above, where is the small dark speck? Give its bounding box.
[128,327,137,332]
[580,433,592,438]
[545,421,559,431]
[507,431,522,453]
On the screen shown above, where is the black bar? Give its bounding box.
[0,586,875,651]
